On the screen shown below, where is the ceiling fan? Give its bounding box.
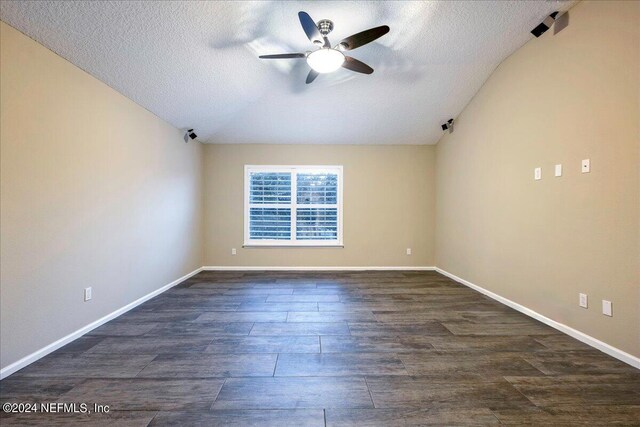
[259,11,389,84]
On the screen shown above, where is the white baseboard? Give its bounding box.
[202,266,436,271]
[435,268,640,369]
[0,267,203,380]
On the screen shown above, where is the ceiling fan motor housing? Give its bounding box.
[317,19,334,36]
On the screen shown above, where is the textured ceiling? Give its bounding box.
[0,1,574,145]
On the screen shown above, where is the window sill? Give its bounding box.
[243,244,344,248]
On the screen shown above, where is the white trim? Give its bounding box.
[244,165,344,247]
[435,268,640,369]
[203,266,437,271]
[243,242,344,248]
[244,165,342,171]
[291,170,298,244]
[0,267,203,380]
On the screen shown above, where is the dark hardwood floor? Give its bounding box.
[1,271,639,426]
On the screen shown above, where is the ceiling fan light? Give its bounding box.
[306,48,345,73]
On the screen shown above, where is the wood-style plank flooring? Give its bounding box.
[1,271,639,426]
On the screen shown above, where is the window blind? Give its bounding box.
[245,167,342,246]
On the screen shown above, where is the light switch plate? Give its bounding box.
[534,167,542,180]
[602,300,612,316]
[579,293,588,308]
[555,164,562,177]
[582,159,590,173]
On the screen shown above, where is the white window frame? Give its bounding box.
[244,165,344,247]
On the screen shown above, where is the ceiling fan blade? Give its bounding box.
[298,11,323,44]
[338,25,390,51]
[306,69,319,84]
[342,56,374,74]
[259,53,306,59]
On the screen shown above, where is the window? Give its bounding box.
[244,165,343,246]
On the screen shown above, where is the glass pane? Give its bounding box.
[296,207,338,240]
[250,172,291,204]
[250,208,291,240]
[296,172,338,204]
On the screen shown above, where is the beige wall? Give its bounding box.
[435,1,639,356]
[203,144,435,267]
[0,22,203,370]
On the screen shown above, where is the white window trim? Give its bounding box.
[244,165,344,247]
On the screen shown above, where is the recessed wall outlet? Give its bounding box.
[534,167,542,180]
[406,248,412,255]
[579,293,588,308]
[231,248,237,255]
[555,164,562,177]
[581,159,590,173]
[602,300,612,316]
[84,287,92,302]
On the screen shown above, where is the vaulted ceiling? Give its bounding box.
[0,1,573,144]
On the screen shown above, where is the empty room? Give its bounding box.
[0,0,638,425]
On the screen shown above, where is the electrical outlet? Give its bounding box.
[579,293,588,308]
[555,164,562,177]
[406,248,412,255]
[602,300,612,317]
[534,167,542,180]
[84,287,92,302]
[231,248,237,255]
[582,159,590,173]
